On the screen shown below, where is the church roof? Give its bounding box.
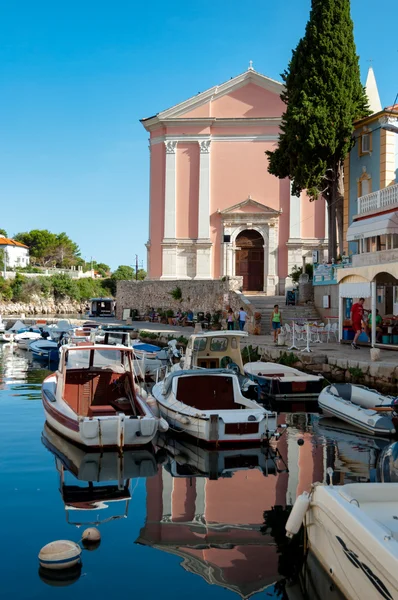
[141,65,283,129]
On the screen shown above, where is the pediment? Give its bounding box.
[220,198,281,216]
[141,69,284,129]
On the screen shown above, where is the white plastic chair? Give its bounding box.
[284,323,292,341]
[294,323,306,341]
[330,322,339,341]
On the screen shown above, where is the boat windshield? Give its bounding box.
[65,349,128,370]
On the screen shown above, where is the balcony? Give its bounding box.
[357,183,398,215]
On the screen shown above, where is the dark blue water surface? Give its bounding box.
[0,344,393,599]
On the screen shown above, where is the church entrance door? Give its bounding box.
[235,230,264,291]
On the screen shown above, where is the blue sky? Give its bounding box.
[0,0,396,270]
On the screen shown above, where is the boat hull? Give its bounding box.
[152,381,276,445]
[306,486,398,600]
[42,389,160,449]
[319,388,396,436]
[244,362,323,400]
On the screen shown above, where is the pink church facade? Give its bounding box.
[141,66,327,294]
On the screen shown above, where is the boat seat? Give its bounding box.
[88,405,117,416]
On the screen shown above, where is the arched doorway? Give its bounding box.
[235,230,264,291]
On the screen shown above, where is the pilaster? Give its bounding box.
[198,140,211,240]
[164,141,177,240]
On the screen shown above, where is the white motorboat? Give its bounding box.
[15,330,42,350]
[244,361,324,400]
[152,368,277,444]
[318,384,396,436]
[286,480,398,600]
[0,319,26,342]
[173,330,258,399]
[41,343,168,449]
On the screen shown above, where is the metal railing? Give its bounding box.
[357,182,398,215]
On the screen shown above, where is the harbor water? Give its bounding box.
[0,343,394,599]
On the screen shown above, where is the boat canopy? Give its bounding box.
[162,368,233,396]
[184,331,246,373]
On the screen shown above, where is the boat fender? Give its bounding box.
[285,492,310,539]
[38,540,82,570]
[180,416,190,425]
[158,418,169,432]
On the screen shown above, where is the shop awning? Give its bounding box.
[347,212,398,241]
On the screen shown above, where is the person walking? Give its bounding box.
[351,297,366,349]
[227,308,235,331]
[238,307,247,331]
[270,304,282,343]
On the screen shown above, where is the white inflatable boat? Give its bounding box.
[318,384,396,436]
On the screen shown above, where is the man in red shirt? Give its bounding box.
[350,297,366,349]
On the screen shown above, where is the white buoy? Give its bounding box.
[82,528,101,544]
[39,540,81,570]
[285,492,310,538]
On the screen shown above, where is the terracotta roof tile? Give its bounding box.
[0,237,29,249]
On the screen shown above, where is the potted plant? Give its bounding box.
[211,310,222,330]
[166,309,174,325]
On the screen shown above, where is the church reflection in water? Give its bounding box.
[137,420,324,599]
[41,408,393,598]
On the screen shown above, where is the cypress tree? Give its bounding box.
[266,0,370,259]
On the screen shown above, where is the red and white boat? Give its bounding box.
[41,343,168,449]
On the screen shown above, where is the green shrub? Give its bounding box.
[170,286,182,301]
[0,277,12,301]
[277,352,299,367]
[241,345,261,364]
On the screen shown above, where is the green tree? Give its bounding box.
[0,228,7,237]
[14,229,80,267]
[112,265,134,280]
[135,268,147,281]
[266,0,369,259]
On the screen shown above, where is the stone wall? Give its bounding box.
[0,298,86,315]
[314,283,339,321]
[116,277,250,319]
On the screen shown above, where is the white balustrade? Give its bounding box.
[357,183,398,215]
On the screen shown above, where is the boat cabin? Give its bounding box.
[88,297,115,318]
[184,331,248,374]
[58,345,141,418]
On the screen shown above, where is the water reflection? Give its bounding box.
[1,346,398,599]
[42,423,158,527]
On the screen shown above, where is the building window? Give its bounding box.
[392,234,398,249]
[359,131,372,156]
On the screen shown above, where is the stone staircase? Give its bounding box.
[245,294,321,334]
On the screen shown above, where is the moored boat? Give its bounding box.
[244,361,324,400]
[287,480,398,600]
[174,330,258,399]
[152,368,277,444]
[30,338,59,362]
[318,384,396,436]
[41,343,168,449]
[15,329,42,350]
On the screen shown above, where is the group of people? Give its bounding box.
[226,307,248,331]
[350,298,383,348]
